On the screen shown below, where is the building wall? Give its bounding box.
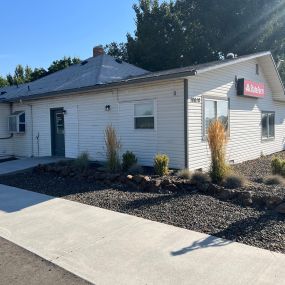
[0,103,14,156]
[187,58,285,170]
[10,79,185,168]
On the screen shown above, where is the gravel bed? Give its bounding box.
[232,151,285,198]
[233,151,285,180]
[0,172,284,254]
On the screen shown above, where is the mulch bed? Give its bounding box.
[0,169,284,254]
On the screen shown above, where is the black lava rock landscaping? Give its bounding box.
[0,167,284,254]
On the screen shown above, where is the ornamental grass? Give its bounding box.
[207,119,229,183]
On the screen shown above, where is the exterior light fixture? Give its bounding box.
[105,105,111,111]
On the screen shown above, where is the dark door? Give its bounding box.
[51,108,65,156]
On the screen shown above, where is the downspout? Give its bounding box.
[30,104,34,157]
[184,79,189,169]
[0,102,13,140]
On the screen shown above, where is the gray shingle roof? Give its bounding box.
[0,54,148,102]
[0,51,271,102]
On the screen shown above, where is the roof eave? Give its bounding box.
[5,69,197,103]
[196,51,271,75]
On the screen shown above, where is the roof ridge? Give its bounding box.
[94,54,105,84]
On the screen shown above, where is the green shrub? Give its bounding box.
[271,157,285,175]
[176,168,192,179]
[191,171,211,185]
[73,152,90,171]
[264,175,285,185]
[105,125,121,173]
[122,151,138,171]
[223,173,246,189]
[154,154,169,176]
[207,120,229,183]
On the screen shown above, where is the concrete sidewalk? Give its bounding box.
[0,184,284,285]
[0,157,62,175]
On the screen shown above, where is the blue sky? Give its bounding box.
[0,0,138,76]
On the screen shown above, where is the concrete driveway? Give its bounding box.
[0,157,62,175]
[0,184,284,285]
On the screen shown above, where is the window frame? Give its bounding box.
[134,100,156,130]
[261,111,275,141]
[202,97,230,140]
[8,111,25,133]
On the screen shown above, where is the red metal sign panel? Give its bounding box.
[237,78,265,98]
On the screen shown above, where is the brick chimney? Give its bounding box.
[93,45,104,57]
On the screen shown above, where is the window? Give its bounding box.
[134,102,155,129]
[261,112,275,140]
[8,116,17,132]
[56,113,64,134]
[204,99,228,136]
[8,111,25,133]
[19,113,25,132]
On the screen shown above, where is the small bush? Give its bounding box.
[207,120,229,183]
[73,152,90,171]
[176,169,192,179]
[271,157,285,176]
[105,125,121,173]
[264,175,285,185]
[223,173,246,189]
[191,171,211,185]
[154,154,169,176]
[122,151,138,171]
[128,164,144,175]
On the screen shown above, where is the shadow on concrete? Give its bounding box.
[171,235,233,256]
[0,186,54,213]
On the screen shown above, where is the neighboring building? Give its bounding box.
[0,47,284,170]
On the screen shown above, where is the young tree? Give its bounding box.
[0,76,8,87]
[13,64,25,85]
[105,42,128,62]
[6,74,14,85]
[48,56,81,73]
[30,68,48,81]
[24,65,33,82]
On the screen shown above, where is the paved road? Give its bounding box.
[0,236,92,285]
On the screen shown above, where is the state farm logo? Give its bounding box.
[245,82,265,95]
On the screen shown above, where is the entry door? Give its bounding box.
[51,108,65,156]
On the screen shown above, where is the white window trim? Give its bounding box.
[8,111,26,133]
[202,97,230,140]
[133,100,156,131]
[261,111,275,141]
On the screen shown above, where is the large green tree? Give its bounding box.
[106,0,285,82]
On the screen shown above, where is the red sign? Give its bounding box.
[237,78,265,98]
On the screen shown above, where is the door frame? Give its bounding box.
[50,108,65,156]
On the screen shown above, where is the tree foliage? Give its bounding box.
[0,76,8,87]
[105,0,285,82]
[0,56,81,87]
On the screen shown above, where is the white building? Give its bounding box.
[0,48,284,171]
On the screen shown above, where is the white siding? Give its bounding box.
[187,59,285,170]
[10,80,185,169]
[0,103,13,155]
